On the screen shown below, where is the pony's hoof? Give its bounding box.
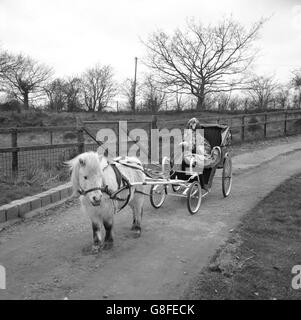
[131,224,141,231]
[133,229,141,238]
[91,245,101,254]
[131,223,139,231]
[103,241,113,250]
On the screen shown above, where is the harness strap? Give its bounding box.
[112,159,155,179]
[97,163,133,212]
[110,163,132,211]
[110,163,123,188]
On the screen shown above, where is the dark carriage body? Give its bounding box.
[201,123,232,168]
[150,124,233,214]
[170,124,232,189]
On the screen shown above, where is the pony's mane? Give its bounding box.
[66,151,108,171]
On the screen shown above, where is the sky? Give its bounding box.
[0,0,300,84]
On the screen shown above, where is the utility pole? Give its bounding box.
[133,57,138,113]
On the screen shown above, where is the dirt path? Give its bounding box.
[0,148,301,300]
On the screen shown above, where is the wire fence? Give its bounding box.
[0,144,80,180]
[0,110,301,180]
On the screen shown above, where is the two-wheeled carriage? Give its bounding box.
[148,124,232,214]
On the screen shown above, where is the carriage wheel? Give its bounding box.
[222,154,232,197]
[150,184,167,209]
[187,181,202,214]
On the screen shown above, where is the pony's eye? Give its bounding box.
[84,176,88,180]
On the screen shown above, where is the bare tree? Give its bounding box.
[44,78,68,112]
[215,92,232,111]
[174,85,185,111]
[45,76,82,112]
[81,65,116,112]
[291,69,301,109]
[1,54,53,110]
[247,75,278,110]
[0,51,12,76]
[228,96,241,111]
[121,78,143,112]
[0,50,19,94]
[64,77,83,112]
[143,17,264,110]
[122,78,136,112]
[275,85,289,109]
[142,74,166,113]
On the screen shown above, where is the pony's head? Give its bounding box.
[66,152,108,206]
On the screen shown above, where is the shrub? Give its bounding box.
[0,116,7,124]
[29,134,36,141]
[63,131,77,140]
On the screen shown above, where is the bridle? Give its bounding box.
[78,187,103,197]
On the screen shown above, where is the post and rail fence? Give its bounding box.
[1,110,301,179]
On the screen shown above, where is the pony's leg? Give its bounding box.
[92,222,102,245]
[82,201,102,254]
[103,215,114,250]
[129,193,144,237]
[91,220,102,254]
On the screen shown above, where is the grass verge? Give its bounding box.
[0,165,70,206]
[186,173,301,300]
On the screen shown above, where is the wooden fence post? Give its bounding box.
[77,128,85,154]
[11,129,18,178]
[284,111,288,135]
[49,130,53,145]
[264,113,268,138]
[151,115,158,130]
[116,122,120,157]
[241,116,245,142]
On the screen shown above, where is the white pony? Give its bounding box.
[67,152,146,253]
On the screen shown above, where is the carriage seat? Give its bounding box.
[202,126,223,147]
[180,125,224,171]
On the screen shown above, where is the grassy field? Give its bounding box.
[1,110,301,148]
[0,109,222,127]
[187,173,301,300]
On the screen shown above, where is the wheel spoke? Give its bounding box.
[187,181,202,214]
[150,184,166,209]
[191,189,199,197]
